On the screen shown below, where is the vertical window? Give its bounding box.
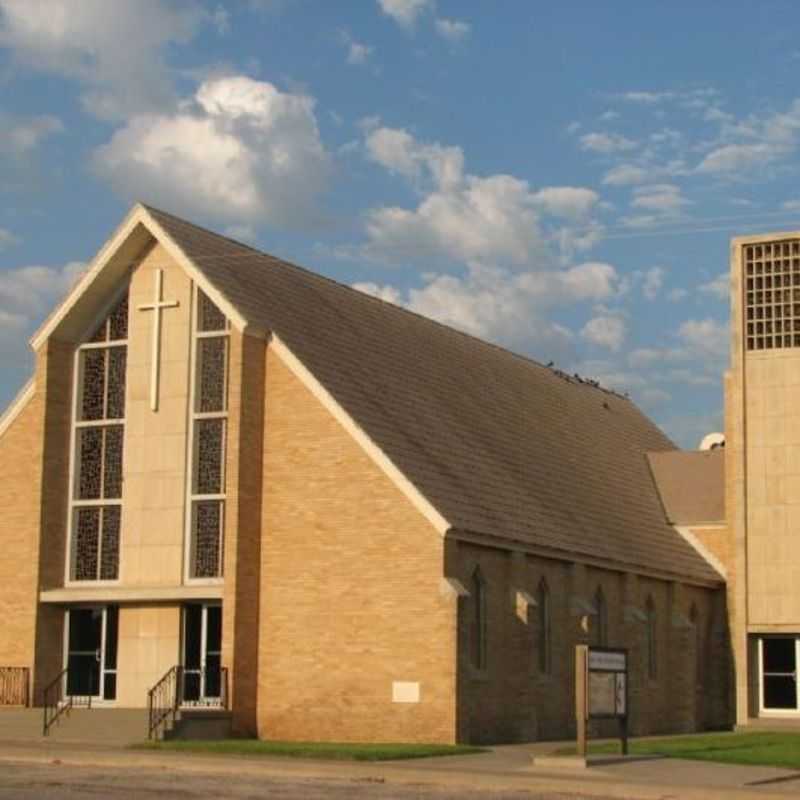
[594,586,608,647]
[690,603,703,687]
[646,595,657,680]
[187,289,229,579]
[537,578,552,674]
[471,568,487,671]
[69,292,128,582]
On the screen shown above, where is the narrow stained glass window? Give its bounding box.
[73,508,100,581]
[100,507,121,580]
[196,337,227,413]
[198,290,227,332]
[194,419,224,495]
[70,289,127,583]
[192,501,223,578]
[80,349,106,421]
[188,287,229,580]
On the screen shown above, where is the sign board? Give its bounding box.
[587,648,627,718]
[575,645,628,758]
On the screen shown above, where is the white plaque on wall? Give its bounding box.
[392,681,420,703]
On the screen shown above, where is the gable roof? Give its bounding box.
[141,205,721,585]
[648,449,725,526]
[31,203,722,585]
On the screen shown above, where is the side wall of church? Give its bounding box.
[257,346,458,744]
[448,540,731,744]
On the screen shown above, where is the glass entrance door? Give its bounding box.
[182,603,222,706]
[761,637,799,712]
[65,606,118,701]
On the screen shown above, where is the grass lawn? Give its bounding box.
[134,739,488,762]
[557,732,800,770]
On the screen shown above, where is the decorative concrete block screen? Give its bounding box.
[744,239,800,351]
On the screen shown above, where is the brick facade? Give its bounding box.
[257,347,458,743]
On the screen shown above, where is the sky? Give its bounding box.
[2,1,800,447]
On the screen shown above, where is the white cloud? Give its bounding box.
[377,0,433,28]
[617,91,675,104]
[641,266,665,300]
[579,132,638,154]
[0,261,85,322]
[0,228,18,251]
[698,272,729,301]
[696,143,782,175]
[602,164,649,186]
[364,126,463,188]
[0,114,63,156]
[338,30,374,65]
[581,315,626,351]
[435,17,470,42]
[0,0,205,120]
[668,287,688,302]
[783,199,800,212]
[531,187,599,219]
[363,127,601,267]
[351,261,618,359]
[352,282,402,304]
[93,75,331,229]
[631,184,689,213]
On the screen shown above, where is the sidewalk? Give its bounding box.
[1,738,800,799]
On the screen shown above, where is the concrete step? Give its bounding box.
[0,707,150,746]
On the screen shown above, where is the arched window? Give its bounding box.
[690,603,702,687]
[594,586,608,647]
[537,578,552,674]
[471,568,487,670]
[646,595,657,680]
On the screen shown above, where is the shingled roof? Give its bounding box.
[648,449,725,526]
[144,205,722,585]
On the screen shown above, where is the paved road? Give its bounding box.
[0,761,632,800]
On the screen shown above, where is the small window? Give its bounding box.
[594,586,608,647]
[646,595,657,680]
[471,568,487,671]
[537,578,552,674]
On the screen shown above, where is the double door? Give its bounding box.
[65,606,118,702]
[182,603,222,705]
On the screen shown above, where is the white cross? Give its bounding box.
[137,269,179,412]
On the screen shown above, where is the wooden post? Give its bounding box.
[575,644,588,758]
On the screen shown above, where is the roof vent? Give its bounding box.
[699,432,725,451]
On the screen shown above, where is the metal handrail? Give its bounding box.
[0,667,30,707]
[42,668,71,737]
[147,665,183,740]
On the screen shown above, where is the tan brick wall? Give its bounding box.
[0,381,44,676]
[257,346,457,744]
[449,541,729,743]
[222,331,265,735]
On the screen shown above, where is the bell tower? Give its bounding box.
[728,234,800,725]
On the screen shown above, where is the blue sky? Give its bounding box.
[2,1,800,446]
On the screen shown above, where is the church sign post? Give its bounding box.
[575,645,628,758]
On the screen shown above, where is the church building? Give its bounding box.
[0,203,779,743]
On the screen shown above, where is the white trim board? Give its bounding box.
[30,204,253,351]
[0,379,35,440]
[269,334,450,537]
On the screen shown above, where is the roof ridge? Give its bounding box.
[144,203,634,404]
